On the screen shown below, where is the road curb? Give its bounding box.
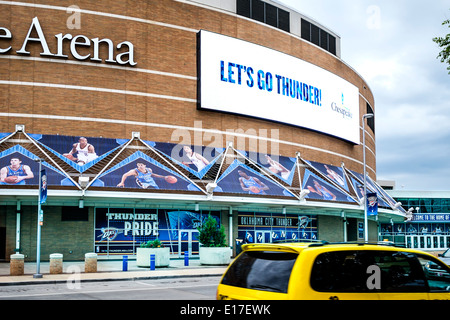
[0,270,225,286]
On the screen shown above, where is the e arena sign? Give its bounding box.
[198,30,360,144]
[0,17,137,66]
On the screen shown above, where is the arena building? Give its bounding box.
[0,0,406,261]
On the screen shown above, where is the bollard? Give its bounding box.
[150,254,155,270]
[122,255,128,271]
[49,253,63,274]
[10,254,24,276]
[184,251,189,266]
[84,253,97,273]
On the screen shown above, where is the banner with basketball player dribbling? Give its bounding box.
[97,151,201,192]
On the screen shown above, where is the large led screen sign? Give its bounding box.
[198,30,360,144]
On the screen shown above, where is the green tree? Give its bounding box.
[433,17,450,74]
[197,214,227,247]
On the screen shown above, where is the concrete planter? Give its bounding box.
[199,247,232,265]
[136,247,170,267]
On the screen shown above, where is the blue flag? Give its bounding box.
[367,192,378,216]
[40,169,47,204]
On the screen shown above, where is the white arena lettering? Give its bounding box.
[124,221,159,236]
[106,213,157,220]
[1,17,137,66]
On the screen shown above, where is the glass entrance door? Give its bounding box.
[407,235,450,250]
[256,231,271,243]
[178,230,199,257]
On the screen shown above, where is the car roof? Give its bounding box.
[241,241,432,256]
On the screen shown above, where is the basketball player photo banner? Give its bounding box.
[0,145,71,187]
[366,192,378,216]
[304,160,349,192]
[302,169,356,203]
[214,159,295,197]
[98,151,201,192]
[33,134,123,172]
[366,174,403,211]
[152,142,225,179]
[255,154,296,185]
[40,169,47,204]
[348,170,391,209]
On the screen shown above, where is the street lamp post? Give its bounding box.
[363,113,374,243]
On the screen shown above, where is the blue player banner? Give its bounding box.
[40,169,47,204]
[214,159,295,197]
[0,147,68,186]
[302,169,356,203]
[367,192,378,216]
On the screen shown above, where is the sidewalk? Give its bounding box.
[0,258,228,286]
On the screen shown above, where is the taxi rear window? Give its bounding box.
[221,251,297,293]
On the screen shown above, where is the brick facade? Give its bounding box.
[0,1,379,261]
[0,0,376,175]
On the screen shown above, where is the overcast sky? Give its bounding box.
[279,0,450,191]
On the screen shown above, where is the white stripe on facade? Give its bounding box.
[0,80,196,103]
[0,56,197,81]
[0,1,199,33]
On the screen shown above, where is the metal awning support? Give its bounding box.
[84,137,136,190]
[0,126,82,190]
[298,155,358,203]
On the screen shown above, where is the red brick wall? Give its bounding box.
[0,0,376,175]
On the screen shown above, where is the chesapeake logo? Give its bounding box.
[0,17,137,66]
[331,94,353,119]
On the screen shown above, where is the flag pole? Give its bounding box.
[33,158,43,278]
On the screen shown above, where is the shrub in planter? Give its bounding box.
[140,239,162,248]
[136,239,170,267]
[197,215,231,265]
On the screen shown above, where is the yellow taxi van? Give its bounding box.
[217,241,450,300]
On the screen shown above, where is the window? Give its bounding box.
[300,19,337,56]
[328,34,336,55]
[62,206,89,221]
[221,251,297,293]
[236,0,290,33]
[311,24,319,46]
[366,103,375,133]
[417,255,450,292]
[265,2,277,28]
[278,9,290,32]
[320,28,328,51]
[311,250,427,293]
[252,0,264,23]
[301,19,311,41]
[237,0,251,18]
